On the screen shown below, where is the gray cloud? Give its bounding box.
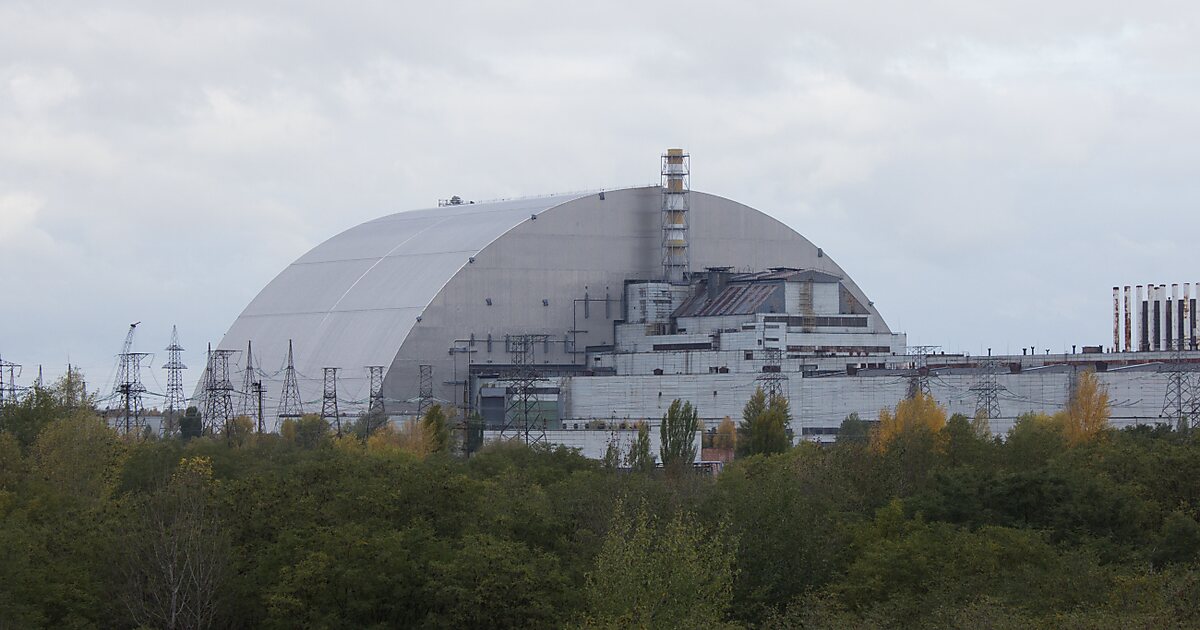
[2,1,1198,395]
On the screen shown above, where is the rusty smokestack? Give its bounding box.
[1112,286,1120,352]
[1123,285,1132,352]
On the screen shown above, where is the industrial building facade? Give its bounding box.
[210,152,1199,454]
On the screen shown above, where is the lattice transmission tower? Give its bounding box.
[970,358,1004,422]
[417,364,434,416]
[112,323,150,437]
[365,365,386,432]
[502,334,549,445]
[0,355,20,405]
[906,345,939,399]
[276,339,304,427]
[201,344,237,435]
[320,367,341,436]
[756,347,788,402]
[162,326,187,434]
[1161,339,1200,432]
[238,340,267,433]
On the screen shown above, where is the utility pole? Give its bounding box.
[253,380,266,434]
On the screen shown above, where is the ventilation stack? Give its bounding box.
[661,148,690,283]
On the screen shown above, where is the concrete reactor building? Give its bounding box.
[210,150,1200,455]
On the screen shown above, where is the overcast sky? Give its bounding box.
[3,1,1198,398]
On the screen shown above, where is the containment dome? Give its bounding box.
[208,186,891,418]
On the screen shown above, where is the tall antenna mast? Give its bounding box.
[661,148,691,283]
[163,325,187,433]
[277,339,304,426]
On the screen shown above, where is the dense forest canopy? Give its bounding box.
[2,371,1200,628]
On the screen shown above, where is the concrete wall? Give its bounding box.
[561,370,1174,439]
[482,426,705,462]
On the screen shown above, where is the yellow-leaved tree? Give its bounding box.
[1063,370,1110,446]
[713,416,737,451]
[871,391,947,453]
[366,418,431,458]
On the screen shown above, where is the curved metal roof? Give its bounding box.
[210,192,591,400]
[211,186,894,411]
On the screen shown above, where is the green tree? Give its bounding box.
[659,399,699,472]
[117,456,229,630]
[0,385,62,450]
[627,421,655,472]
[601,437,622,469]
[179,406,203,440]
[421,404,451,454]
[225,415,255,447]
[30,411,124,508]
[462,412,485,455]
[837,412,871,443]
[53,366,94,413]
[291,414,330,449]
[738,387,790,457]
[0,432,24,490]
[582,500,735,628]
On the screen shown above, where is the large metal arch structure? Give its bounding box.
[209,186,891,413]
